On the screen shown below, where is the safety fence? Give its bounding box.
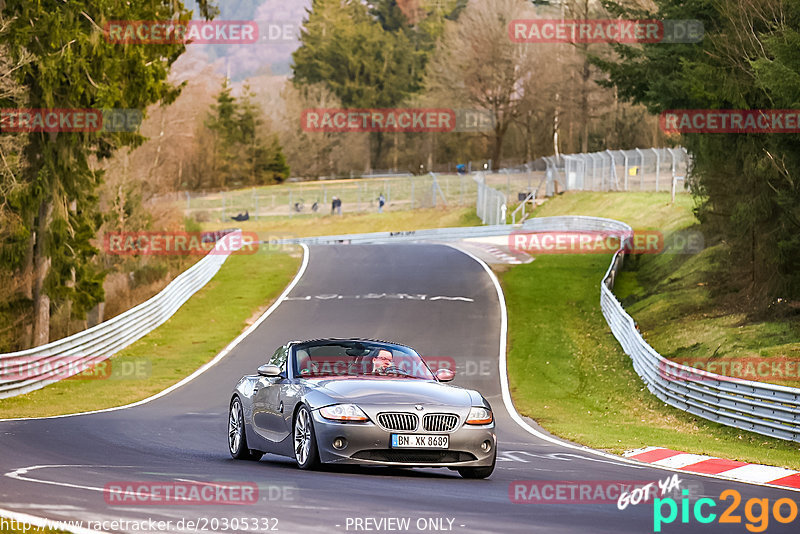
[280,217,800,443]
[473,146,690,225]
[7,215,796,444]
[165,146,688,224]
[174,172,480,221]
[0,230,245,399]
[476,177,508,226]
[593,222,800,444]
[546,147,690,195]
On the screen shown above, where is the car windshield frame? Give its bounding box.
[290,340,435,380]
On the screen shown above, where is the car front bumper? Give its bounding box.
[311,410,496,467]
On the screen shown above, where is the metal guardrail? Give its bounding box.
[596,225,800,443]
[0,230,246,399]
[271,224,516,246]
[280,216,800,443]
[5,215,797,442]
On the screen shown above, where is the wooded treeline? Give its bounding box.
[594,0,800,310]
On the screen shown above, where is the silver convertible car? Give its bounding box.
[227,338,496,478]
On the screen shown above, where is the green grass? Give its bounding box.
[0,248,302,419]
[0,206,478,419]
[201,206,482,238]
[532,191,696,233]
[617,245,800,389]
[502,191,800,468]
[180,172,541,220]
[183,174,484,219]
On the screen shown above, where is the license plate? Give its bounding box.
[391,434,449,449]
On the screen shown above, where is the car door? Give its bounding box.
[252,345,291,444]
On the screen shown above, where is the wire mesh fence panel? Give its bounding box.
[544,146,690,195]
[179,173,485,222]
[174,146,688,223]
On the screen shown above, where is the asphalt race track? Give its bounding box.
[0,244,797,533]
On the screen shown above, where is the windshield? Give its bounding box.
[292,340,434,380]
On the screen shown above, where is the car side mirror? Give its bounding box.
[435,368,455,382]
[258,364,281,377]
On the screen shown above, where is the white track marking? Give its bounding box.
[446,243,800,493]
[6,464,139,495]
[0,245,310,423]
[284,293,474,302]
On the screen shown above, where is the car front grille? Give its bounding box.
[377,412,418,431]
[422,413,459,432]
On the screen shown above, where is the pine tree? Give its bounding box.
[0,0,217,346]
[594,0,800,308]
[205,81,289,188]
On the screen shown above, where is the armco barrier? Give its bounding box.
[0,230,245,399]
[595,228,800,443]
[281,217,800,443]
[5,218,798,442]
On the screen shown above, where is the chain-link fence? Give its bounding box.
[475,176,507,226]
[552,147,690,194]
[171,146,688,223]
[474,146,690,225]
[176,173,482,222]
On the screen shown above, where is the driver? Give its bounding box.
[371,349,394,374]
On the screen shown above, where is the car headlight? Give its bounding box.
[465,407,493,425]
[319,404,369,422]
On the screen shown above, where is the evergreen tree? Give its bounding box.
[594,0,800,309]
[0,0,217,346]
[205,81,289,188]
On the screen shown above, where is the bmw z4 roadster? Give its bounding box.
[228,338,496,478]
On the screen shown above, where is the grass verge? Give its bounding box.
[503,191,800,468]
[200,206,482,237]
[0,248,302,419]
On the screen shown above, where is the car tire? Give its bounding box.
[293,405,320,470]
[457,448,496,479]
[228,397,263,461]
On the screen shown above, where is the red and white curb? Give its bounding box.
[625,447,800,490]
[460,238,532,265]
[478,243,524,264]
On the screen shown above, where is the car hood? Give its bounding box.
[309,377,472,406]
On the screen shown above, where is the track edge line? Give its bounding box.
[445,243,800,494]
[0,244,311,423]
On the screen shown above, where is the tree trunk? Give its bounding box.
[20,212,35,300]
[492,122,508,171]
[579,2,590,153]
[371,132,384,170]
[427,132,435,172]
[32,199,53,346]
[393,131,399,172]
[581,56,590,153]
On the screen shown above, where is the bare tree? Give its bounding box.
[278,81,369,178]
[425,0,537,169]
